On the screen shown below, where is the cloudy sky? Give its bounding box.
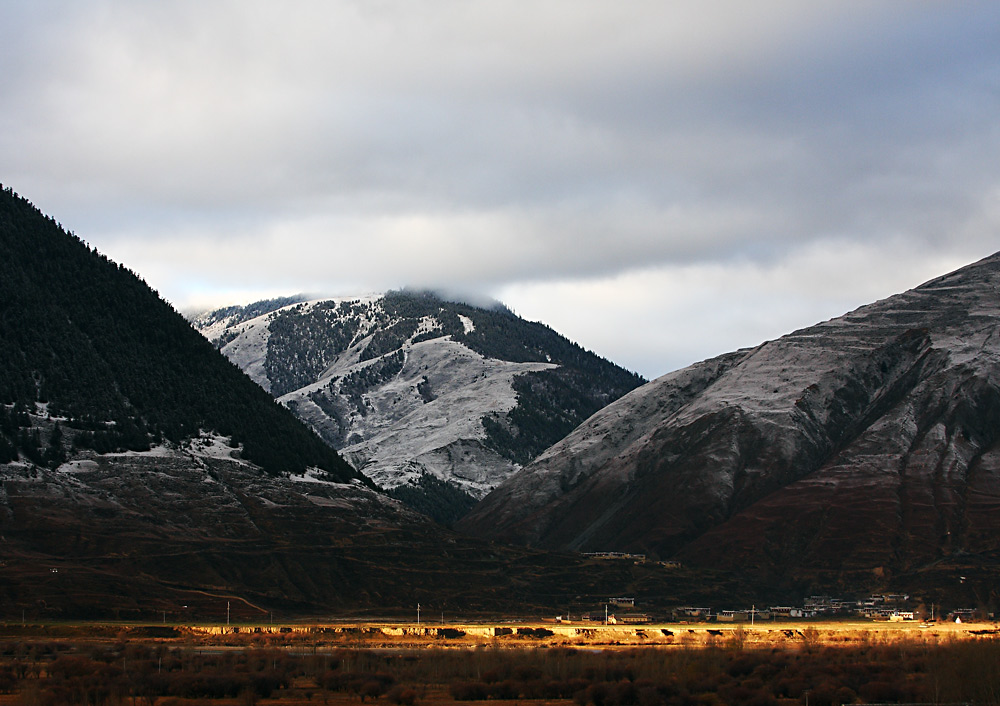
[3,2,999,379]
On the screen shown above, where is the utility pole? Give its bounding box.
[417,603,420,625]
[227,601,230,626]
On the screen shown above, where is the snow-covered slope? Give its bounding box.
[281,333,555,494]
[459,252,1000,591]
[193,292,644,504]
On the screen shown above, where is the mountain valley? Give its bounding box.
[3,184,999,617]
[0,187,695,620]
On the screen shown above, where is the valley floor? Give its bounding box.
[184,617,997,649]
[2,619,1000,705]
[2,617,997,649]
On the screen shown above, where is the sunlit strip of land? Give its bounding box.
[3,618,997,648]
[2,619,999,706]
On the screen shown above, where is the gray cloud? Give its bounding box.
[2,1,999,378]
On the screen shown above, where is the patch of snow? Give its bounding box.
[194,314,238,343]
[304,495,356,509]
[336,338,556,497]
[218,315,274,391]
[57,459,99,474]
[183,433,245,462]
[104,444,177,459]
[458,314,475,334]
[288,468,344,486]
[413,315,442,338]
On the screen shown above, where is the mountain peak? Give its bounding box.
[194,290,645,521]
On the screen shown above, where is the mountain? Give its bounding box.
[0,186,689,619]
[193,291,644,520]
[459,253,1000,603]
[0,189,359,483]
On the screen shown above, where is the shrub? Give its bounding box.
[360,680,385,701]
[491,680,520,700]
[451,681,489,700]
[615,679,640,705]
[834,686,856,705]
[387,685,417,705]
[586,682,612,706]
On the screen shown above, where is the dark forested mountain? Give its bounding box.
[194,290,644,522]
[0,187,358,481]
[460,252,1000,604]
[0,187,688,620]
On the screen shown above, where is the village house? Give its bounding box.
[608,614,651,625]
[716,610,749,622]
[673,607,711,620]
[583,552,647,563]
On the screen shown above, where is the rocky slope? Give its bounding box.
[194,292,644,507]
[3,416,705,620]
[459,252,1000,599]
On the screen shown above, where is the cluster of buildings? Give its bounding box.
[562,593,988,625]
[676,595,924,622]
[582,552,681,568]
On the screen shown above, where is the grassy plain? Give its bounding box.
[0,619,998,705]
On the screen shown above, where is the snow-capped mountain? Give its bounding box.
[459,252,1000,595]
[194,291,644,511]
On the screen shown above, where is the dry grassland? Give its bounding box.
[1,620,998,706]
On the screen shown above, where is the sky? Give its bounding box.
[2,1,999,380]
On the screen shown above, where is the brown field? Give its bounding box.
[0,619,998,705]
[170,618,999,648]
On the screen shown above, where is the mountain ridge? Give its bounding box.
[0,186,360,482]
[459,251,1000,602]
[194,290,645,510]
